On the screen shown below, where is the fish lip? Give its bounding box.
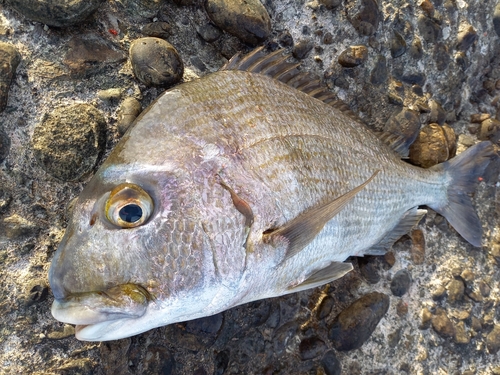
[51,283,150,326]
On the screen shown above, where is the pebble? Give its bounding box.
[47,324,75,339]
[358,256,381,284]
[0,128,10,163]
[142,22,172,39]
[129,38,184,87]
[391,270,411,297]
[97,88,122,104]
[32,104,106,181]
[318,0,342,9]
[410,229,425,264]
[63,34,126,78]
[0,42,21,113]
[454,321,470,344]
[321,351,342,375]
[431,308,455,338]
[408,123,456,168]
[0,214,37,240]
[486,325,500,354]
[409,37,423,59]
[293,40,314,60]
[457,24,477,51]
[7,0,104,27]
[197,23,222,43]
[346,0,381,36]
[337,45,368,67]
[299,336,327,360]
[317,295,334,319]
[494,3,500,37]
[420,0,434,17]
[478,118,500,143]
[446,279,465,304]
[205,0,271,45]
[328,292,390,351]
[370,55,387,85]
[429,100,446,125]
[419,307,432,330]
[417,15,441,43]
[117,97,142,135]
[390,31,407,58]
[470,113,490,123]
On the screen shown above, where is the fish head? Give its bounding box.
[49,158,218,341]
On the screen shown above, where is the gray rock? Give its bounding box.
[97,88,122,104]
[6,0,105,27]
[429,100,446,125]
[370,54,387,85]
[319,0,342,9]
[328,292,390,351]
[197,23,222,43]
[338,45,368,67]
[321,351,342,375]
[32,103,106,181]
[391,31,407,58]
[457,24,477,51]
[205,0,271,45]
[417,14,441,43]
[390,270,411,297]
[143,346,176,374]
[214,350,229,375]
[117,97,142,135]
[346,0,381,36]
[299,336,327,360]
[24,281,49,307]
[0,42,21,113]
[129,37,184,87]
[293,40,314,59]
[142,22,173,39]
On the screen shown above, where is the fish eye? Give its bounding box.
[105,183,153,228]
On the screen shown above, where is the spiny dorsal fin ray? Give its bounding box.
[287,262,353,293]
[263,170,380,262]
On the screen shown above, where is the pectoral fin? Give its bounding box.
[288,262,353,292]
[263,171,379,261]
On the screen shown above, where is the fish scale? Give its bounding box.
[48,48,496,341]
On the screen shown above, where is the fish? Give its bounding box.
[48,48,496,341]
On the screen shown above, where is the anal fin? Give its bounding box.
[363,207,427,255]
[287,262,353,293]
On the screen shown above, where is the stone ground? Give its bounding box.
[0,0,500,374]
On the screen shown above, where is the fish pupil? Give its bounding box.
[119,204,143,223]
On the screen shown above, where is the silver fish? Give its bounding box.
[49,48,496,341]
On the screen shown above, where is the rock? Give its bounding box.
[410,229,425,264]
[299,336,327,360]
[117,97,142,135]
[431,308,455,338]
[142,22,172,39]
[322,31,333,45]
[391,270,411,297]
[486,325,500,354]
[47,324,75,339]
[409,37,423,59]
[470,113,490,123]
[6,0,104,27]
[129,37,184,87]
[478,118,500,143]
[420,0,434,17]
[370,54,387,85]
[457,24,477,51]
[494,3,500,37]
[0,214,38,240]
[319,0,342,9]
[419,307,432,329]
[293,40,314,59]
[328,292,390,351]
[454,321,470,344]
[391,31,407,58]
[317,295,334,319]
[0,42,21,113]
[321,351,342,375]
[446,279,464,304]
[408,123,456,168]
[429,100,446,125]
[358,256,381,284]
[396,300,408,316]
[337,45,368,67]
[346,0,381,36]
[0,128,10,163]
[478,280,491,297]
[197,23,222,43]
[97,88,122,104]
[205,0,271,45]
[32,103,106,181]
[63,34,126,78]
[417,14,441,43]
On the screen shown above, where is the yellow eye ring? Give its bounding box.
[105,183,154,228]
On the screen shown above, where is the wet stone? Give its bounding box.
[299,336,327,360]
[0,128,10,163]
[321,351,341,375]
[383,108,421,156]
[63,34,126,78]
[431,308,455,338]
[478,280,491,297]
[197,23,222,43]
[278,31,294,47]
[409,123,456,168]
[130,38,184,88]
[487,325,500,354]
[142,22,172,39]
[417,14,441,43]
[470,113,490,123]
[205,0,271,45]
[293,40,314,59]
[391,270,411,297]
[347,0,381,36]
[117,97,142,135]
[420,0,434,17]
[478,118,500,143]
[6,0,104,27]
[457,24,477,51]
[338,45,368,67]
[328,292,390,351]
[32,104,106,181]
[391,31,407,58]
[0,42,21,113]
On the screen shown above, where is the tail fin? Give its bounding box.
[430,141,497,247]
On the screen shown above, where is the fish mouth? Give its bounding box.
[51,283,151,333]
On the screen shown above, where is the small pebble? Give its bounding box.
[419,307,432,329]
[457,24,477,51]
[391,270,411,297]
[7,0,104,27]
[293,40,314,59]
[129,38,184,87]
[383,108,421,157]
[431,308,455,338]
[117,97,142,135]
[494,3,500,37]
[97,88,122,104]
[32,104,106,181]
[454,321,470,344]
[328,292,390,351]
[470,113,490,123]
[24,281,49,307]
[446,279,465,304]
[142,22,172,39]
[478,280,491,297]
[317,296,334,319]
[299,337,327,360]
[409,37,423,59]
[358,256,381,284]
[143,345,175,374]
[214,351,229,375]
[370,55,387,85]
[205,0,271,45]
[417,14,442,43]
[337,45,368,67]
[347,0,381,36]
[429,100,446,125]
[396,300,408,316]
[390,31,407,58]
[197,23,222,43]
[322,32,333,45]
[321,351,342,375]
[431,284,446,300]
[478,118,500,143]
[278,31,294,47]
[420,0,434,17]
[0,42,21,113]
[486,325,500,354]
[47,324,75,340]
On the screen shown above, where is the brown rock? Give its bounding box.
[409,123,456,168]
[446,279,465,304]
[431,308,455,338]
[410,229,425,264]
[478,118,500,143]
[338,45,368,67]
[487,325,500,354]
[419,307,432,329]
[470,113,490,123]
[454,321,470,344]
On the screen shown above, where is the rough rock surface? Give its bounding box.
[0,0,499,374]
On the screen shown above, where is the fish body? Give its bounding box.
[49,49,495,341]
